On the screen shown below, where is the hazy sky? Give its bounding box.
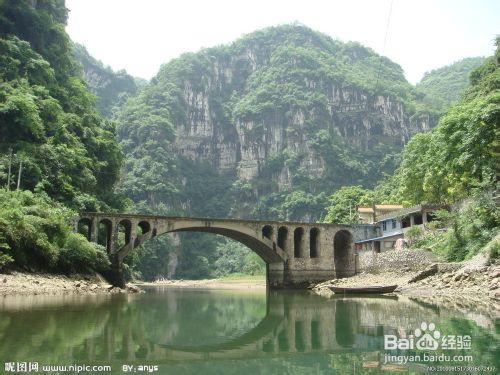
[66,0,499,84]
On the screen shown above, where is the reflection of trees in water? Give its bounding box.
[0,290,497,369]
[136,290,267,346]
[0,294,116,361]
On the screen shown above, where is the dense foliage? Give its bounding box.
[414,192,499,261]
[323,186,372,224]
[417,57,485,112]
[212,238,266,277]
[383,41,498,206]
[0,0,124,210]
[0,189,109,273]
[0,0,123,274]
[328,41,499,261]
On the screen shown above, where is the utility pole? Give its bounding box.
[6,148,12,190]
[16,160,22,190]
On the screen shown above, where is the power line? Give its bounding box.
[372,0,394,104]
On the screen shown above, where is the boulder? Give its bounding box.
[408,264,438,283]
[127,284,142,293]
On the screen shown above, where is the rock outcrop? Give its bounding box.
[116,25,441,220]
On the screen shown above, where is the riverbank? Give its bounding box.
[137,275,266,290]
[0,272,141,296]
[0,272,266,295]
[313,252,500,310]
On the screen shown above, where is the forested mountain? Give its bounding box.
[73,43,139,117]
[417,57,485,112]
[0,1,494,280]
[116,24,439,222]
[325,39,499,261]
[0,0,123,274]
[112,25,490,278]
[0,0,123,210]
[384,43,498,205]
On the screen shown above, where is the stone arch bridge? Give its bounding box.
[75,213,377,288]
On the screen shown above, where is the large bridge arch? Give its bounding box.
[156,223,287,265]
[75,213,378,288]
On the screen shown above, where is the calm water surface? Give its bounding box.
[0,287,498,374]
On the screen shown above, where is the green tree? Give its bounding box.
[417,57,485,111]
[0,1,124,210]
[385,38,499,205]
[323,186,373,224]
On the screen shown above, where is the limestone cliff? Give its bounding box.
[116,24,439,221]
[74,43,139,117]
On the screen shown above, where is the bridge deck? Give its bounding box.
[79,212,375,228]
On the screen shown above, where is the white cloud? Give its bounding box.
[66,0,499,84]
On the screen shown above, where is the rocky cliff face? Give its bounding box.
[175,80,433,182]
[116,25,439,220]
[74,43,139,117]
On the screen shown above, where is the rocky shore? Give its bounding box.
[0,272,142,296]
[313,251,500,311]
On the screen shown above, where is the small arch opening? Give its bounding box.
[77,218,91,240]
[117,219,132,248]
[137,221,151,236]
[98,219,113,252]
[310,227,319,258]
[277,227,288,250]
[262,225,273,240]
[294,227,304,258]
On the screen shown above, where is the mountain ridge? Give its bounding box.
[110,24,458,221]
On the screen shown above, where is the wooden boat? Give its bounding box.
[329,285,398,294]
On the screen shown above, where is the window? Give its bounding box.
[392,219,397,229]
[382,221,387,231]
[414,213,423,225]
[401,216,411,228]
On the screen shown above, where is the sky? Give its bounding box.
[66,0,499,84]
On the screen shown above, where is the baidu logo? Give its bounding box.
[414,322,440,350]
[384,321,471,351]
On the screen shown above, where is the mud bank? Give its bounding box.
[0,272,142,296]
[137,277,266,290]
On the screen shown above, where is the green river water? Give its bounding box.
[0,287,498,374]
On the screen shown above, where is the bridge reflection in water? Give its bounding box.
[0,289,497,373]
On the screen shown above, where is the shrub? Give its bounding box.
[405,226,424,246]
[0,230,13,271]
[0,189,110,274]
[0,251,13,271]
[58,233,110,274]
[484,234,499,259]
[412,192,499,261]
